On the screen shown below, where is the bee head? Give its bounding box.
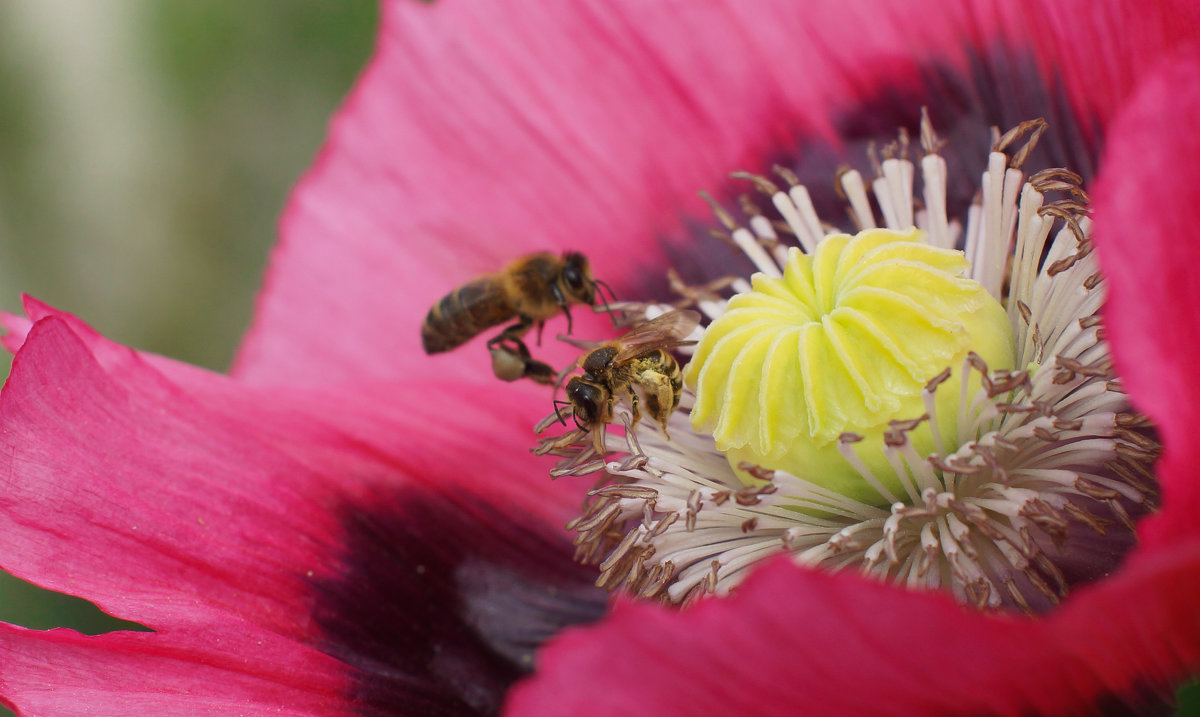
[560,252,597,305]
[566,376,606,427]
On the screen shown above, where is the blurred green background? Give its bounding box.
[0,1,375,375]
[0,2,1196,715]
[0,0,376,673]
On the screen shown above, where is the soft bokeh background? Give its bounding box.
[0,1,375,374]
[0,0,375,652]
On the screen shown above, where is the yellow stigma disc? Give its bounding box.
[685,228,1013,505]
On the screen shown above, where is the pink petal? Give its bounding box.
[0,310,32,354]
[234,0,1200,388]
[0,624,348,716]
[0,309,605,712]
[0,316,335,634]
[1093,47,1200,547]
[507,548,1200,716]
[13,297,585,525]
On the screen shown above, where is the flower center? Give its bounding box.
[686,227,1013,506]
[538,116,1159,613]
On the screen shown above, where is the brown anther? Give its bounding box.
[740,518,759,533]
[1115,442,1160,462]
[1107,499,1137,532]
[1063,502,1111,535]
[967,352,989,374]
[649,512,679,538]
[1025,569,1061,604]
[925,368,952,392]
[738,462,777,482]
[700,191,739,231]
[599,528,646,573]
[591,485,660,500]
[1028,168,1086,201]
[1006,578,1035,615]
[986,370,1031,397]
[640,562,675,599]
[833,165,853,201]
[570,501,622,533]
[1016,301,1033,324]
[884,415,927,446]
[772,164,800,188]
[1115,427,1161,453]
[1052,418,1084,432]
[1024,501,1068,544]
[994,118,1047,167]
[965,579,992,610]
[731,171,780,196]
[734,482,778,506]
[1056,355,1110,378]
[1046,252,1081,277]
[928,454,980,475]
[1105,459,1157,496]
[1033,426,1060,442]
[992,434,1020,451]
[738,194,762,219]
[641,501,656,527]
[867,141,882,177]
[918,108,947,155]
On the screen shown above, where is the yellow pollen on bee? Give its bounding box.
[684,228,1014,505]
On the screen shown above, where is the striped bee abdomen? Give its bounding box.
[421,276,514,354]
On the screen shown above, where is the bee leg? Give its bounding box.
[627,390,642,428]
[591,423,607,455]
[489,343,529,382]
[561,303,574,334]
[522,358,555,385]
[550,283,575,334]
[487,337,555,385]
[489,317,536,349]
[652,379,675,438]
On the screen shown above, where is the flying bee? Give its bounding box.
[421,251,612,384]
[559,310,701,454]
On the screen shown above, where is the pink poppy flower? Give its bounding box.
[0,1,1198,716]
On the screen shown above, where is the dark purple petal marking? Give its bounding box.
[312,486,607,716]
[643,47,1100,302]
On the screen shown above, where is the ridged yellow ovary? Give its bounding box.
[685,228,1013,505]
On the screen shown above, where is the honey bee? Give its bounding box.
[559,310,700,453]
[422,251,608,384]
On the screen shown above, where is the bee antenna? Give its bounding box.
[592,279,618,325]
[553,399,570,427]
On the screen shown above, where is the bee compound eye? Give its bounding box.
[562,263,584,290]
[567,381,599,422]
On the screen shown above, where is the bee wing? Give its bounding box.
[611,309,701,363]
